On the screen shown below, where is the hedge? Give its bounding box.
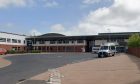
[128,33,140,47]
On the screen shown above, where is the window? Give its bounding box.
[18,40,21,43]
[0,37,6,42]
[18,47,20,51]
[117,39,124,42]
[111,46,115,50]
[77,40,84,43]
[57,40,62,44]
[50,41,55,44]
[24,40,26,44]
[12,47,17,50]
[7,38,11,43]
[71,40,74,44]
[39,41,45,44]
[110,39,116,42]
[12,39,17,43]
[100,46,109,50]
[63,40,69,44]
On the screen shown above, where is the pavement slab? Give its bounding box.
[58,53,140,84]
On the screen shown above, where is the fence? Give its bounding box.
[128,47,140,57]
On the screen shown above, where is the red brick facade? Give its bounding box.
[128,47,140,57]
[0,44,26,51]
[33,45,85,52]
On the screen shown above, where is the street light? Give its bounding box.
[107,28,111,42]
[33,32,36,50]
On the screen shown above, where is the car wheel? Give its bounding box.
[112,53,115,56]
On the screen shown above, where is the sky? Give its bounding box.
[0,0,140,36]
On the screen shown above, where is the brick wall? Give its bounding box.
[128,47,140,57]
[34,46,85,52]
[0,44,26,51]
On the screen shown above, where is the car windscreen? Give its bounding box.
[92,47,99,50]
[100,46,108,50]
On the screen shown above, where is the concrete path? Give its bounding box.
[58,53,140,84]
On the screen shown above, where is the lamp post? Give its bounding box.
[107,28,111,42]
[33,32,36,50]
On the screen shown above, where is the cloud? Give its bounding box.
[0,0,58,8]
[50,24,65,32]
[50,24,74,35]
[83,0,102,4]
[29,29,42,36]
[43,0,58,7]
[0,0,34,8]
[82,0,111,4]
[0,23,15,28]
[50,0,140,35]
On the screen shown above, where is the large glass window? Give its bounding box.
[63,40,69,44]
[7,38,11,43]
[0,37,6,42]
[71,40,75,44]
[50,41,56,44]
[24,40,26,44]
[12,39,18,43]
[39,41,45,44]
[57,40,62,44]
[18,40,21,43]
[77,40,84,43]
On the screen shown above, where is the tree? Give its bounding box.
[128,33,140,47]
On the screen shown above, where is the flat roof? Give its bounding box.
[26,32,140,40]
[0,31,26,36]
[98,32,140,36]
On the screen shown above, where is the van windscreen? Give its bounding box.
[100,46,108,50]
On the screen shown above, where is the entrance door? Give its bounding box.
[86,40,94,52]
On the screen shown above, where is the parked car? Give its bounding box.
[116,46,126,53]
[98,43,116,58]
[92,47,100,53]
[0,48,7,55]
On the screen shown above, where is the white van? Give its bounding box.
[98,43,116,58]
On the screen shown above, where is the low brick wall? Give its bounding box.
[0,44,26,51]
[128,47,140,57]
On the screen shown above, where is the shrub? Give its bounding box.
[7,50,26,54]
[7,50,17,54]
[128,33,140,47]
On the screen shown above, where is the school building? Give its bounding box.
[26,32,140,52]
[0,31,139,52]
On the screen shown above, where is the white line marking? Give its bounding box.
[47,69,61,84]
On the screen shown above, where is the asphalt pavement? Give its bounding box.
[0,53,97,84]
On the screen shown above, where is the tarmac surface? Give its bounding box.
[0,53,96,84]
